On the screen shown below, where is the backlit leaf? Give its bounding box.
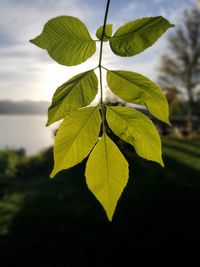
[107,106,164,166]
[30,33,48,49]
[51,107,101,178]
[110,16,174,56]
[85,133,129,221]
[107,70,170,124]
[30,16,96,66]
[47,70,98,126]
[96,24,113,41]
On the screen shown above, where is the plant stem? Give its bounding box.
[99,0,111,133]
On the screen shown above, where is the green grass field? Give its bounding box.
[0,139,200,266]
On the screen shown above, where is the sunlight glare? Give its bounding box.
[42,64,72,101]
[42,59,99,102]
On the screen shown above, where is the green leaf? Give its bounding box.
[107,106,164,166]
[96,24,113,41]
[47,70,98,126]
[85,133,129,221]
[109,16,174,56]
[107,70,170,124]
[30,33,49,49]
[30,16,96,66]
[51,107,101,178]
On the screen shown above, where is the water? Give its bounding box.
[0,115,59,155]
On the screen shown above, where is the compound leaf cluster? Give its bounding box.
[30,8,174,221]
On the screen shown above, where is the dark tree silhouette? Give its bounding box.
[158,5,200,131]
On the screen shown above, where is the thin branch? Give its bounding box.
[98,0,111,133]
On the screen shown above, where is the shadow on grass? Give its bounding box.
[163,143,200,158]
[0,149,200,266]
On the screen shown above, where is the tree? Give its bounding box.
[158,5,200,131]
[165,87,182,116]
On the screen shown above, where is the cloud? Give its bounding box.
[0,0,195,101]
[0,0,97,45]
[153,0,165,4]
[0,0,101,100]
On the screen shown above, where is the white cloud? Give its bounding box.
[0,0,101,100]
[0,0,195,101]
[0,0,97,45]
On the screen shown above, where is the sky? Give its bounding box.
[0,0,196,102]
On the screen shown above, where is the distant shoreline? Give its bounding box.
[0,113,47,115]
[0,100,50,115]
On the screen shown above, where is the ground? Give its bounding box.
[0,139,200,266]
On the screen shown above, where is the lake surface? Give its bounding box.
[0,115,59,155]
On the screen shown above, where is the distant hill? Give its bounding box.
[0,100,50,115]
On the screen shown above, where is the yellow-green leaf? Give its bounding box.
[107,70,170,124]
[109,16,174,56]
[51,107,101,178]
[30,16,96,66]
[30,33,48,49]
[85,133,129,221]
[96,24,112,41]
[47,70,98,126]
[107,106,164,166]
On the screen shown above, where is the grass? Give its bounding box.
[0,140,200,266]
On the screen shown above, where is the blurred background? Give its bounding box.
[0,0,200,266]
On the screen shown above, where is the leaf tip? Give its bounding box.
[161,116,172,126]
[29,37,39,46]
[107,215,113,222]
[167,22,175,29]
[46,119,51,127]
[160,158,165,167]
[167,120,172,127]
[50,169,56,179]
[106,210,114,222]
[162,116,172,126]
